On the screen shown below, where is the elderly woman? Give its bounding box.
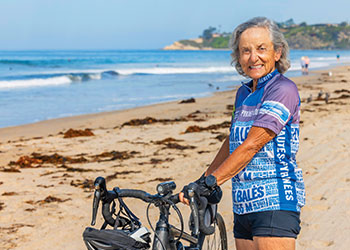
[180,17,305,250]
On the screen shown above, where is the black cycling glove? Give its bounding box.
[182,174,222,204]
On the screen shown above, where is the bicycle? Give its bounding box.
[83,176,228,250]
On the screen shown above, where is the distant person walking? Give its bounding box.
[304,56,310,74]
[300,56,306,74]
[337,54,340,61]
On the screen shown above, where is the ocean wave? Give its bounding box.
[67,72,102,81]
[0,58,339,89]
[0,76,72,89]
[0,66,236,89]
[0,71,113,89]
[34,66,234,76]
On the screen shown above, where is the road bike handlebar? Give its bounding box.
[117,189,180,203]
[91,176,215,236]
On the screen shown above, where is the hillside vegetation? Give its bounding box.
[164,19,350,50]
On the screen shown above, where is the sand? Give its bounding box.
[0,65,350,250]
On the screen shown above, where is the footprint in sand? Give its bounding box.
[311,240,334,248]
[303,205,330,211]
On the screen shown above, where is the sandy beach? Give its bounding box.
[1,65,350,250]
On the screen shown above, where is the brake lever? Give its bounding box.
[188,183,200,236]
[91,189,101,226]
[91,177,107,226]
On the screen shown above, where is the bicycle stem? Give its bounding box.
[152,205,173,250]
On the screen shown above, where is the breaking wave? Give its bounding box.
[0,66,234,89]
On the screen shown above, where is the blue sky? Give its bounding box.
[0,0,349,50]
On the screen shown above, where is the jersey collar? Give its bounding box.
[241,69,279,92]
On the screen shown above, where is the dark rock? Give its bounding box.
[179,98,195,104]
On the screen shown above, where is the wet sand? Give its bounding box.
[0,65,350,249]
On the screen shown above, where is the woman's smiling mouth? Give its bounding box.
[249,65,263,69]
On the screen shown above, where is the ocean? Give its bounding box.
[0,49,349,128]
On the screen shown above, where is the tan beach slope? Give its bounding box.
[0,65,349,249]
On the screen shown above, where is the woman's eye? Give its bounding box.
[259,47,266,51]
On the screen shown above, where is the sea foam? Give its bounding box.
[0,76,72,89]
[0,66,234,89]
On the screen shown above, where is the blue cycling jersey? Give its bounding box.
[230,69,305,214]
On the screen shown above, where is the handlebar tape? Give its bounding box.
[101,189,155,226]
[170,194,180,204]
[117,189,154,202]
[102,202,116,226]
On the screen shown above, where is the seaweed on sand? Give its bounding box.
[37,195,71,204]
[154,137,196,150]
[92,150,139,162]
[105,170,142,182]
[62,128,95,138]
[0,201,5,211]
[121,116,187,127]
[184,121,231,133]
[70,179,94,191]
[8,153,89,168]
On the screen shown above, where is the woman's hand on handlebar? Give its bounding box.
[179,192,190,205]
[179,174,222,206]
[179,173,206,206]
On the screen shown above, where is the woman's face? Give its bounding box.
[238,27,281,81]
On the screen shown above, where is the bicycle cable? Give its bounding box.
[168,199,184,243]
[146,202,166,250]
[145,197,185,250]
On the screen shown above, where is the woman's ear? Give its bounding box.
[275,47,282,62]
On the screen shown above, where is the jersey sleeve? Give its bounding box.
[253,81,300,135]
[230,85,245,132]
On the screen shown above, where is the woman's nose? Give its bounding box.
[249,50,258,62]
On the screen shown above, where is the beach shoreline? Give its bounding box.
[0,88,237,142]
[0,63,342,140]
[1,64,350,249]
[1,49,348,129]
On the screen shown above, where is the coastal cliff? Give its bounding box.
[164,20,350,50]
[163,38,214,50]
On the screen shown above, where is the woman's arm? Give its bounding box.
[179,126,275,204]
[204,135,230,176]
[210,126,275,185]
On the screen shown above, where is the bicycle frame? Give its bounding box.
[152,202,200,250]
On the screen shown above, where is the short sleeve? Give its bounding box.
[230,85,249,132]
[233,88,240,116]
[253,80,300,135]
